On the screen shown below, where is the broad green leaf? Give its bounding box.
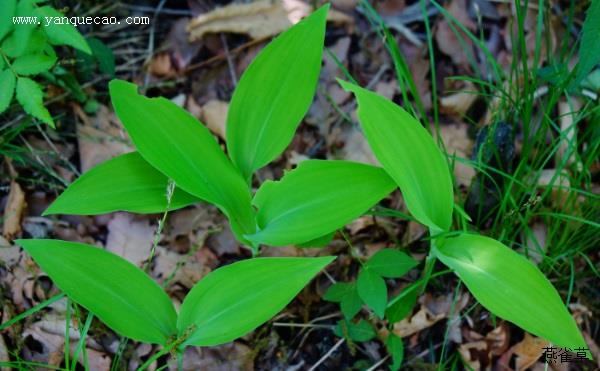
[0,69,16,114]
[574,0,600,86]
[12,53,57,75]
[0,0,16,41]
[357,268,387,318]
[16,239,177,345]
[340,288,363,319]
[325,282,363,319]
[247,160,395,246]
[435,233,587,350]
[296,231,335,248]
[339,80,454,232]
[366,249,418,278]
[324,282,353,302]
[35,6,91,54]
[386,285,418,323]
[108,80,255,242]
[16,77,54,127]
[334,319,376,342]
[44,152,199,216]
[178,256,335,347]
[386,334,404,371]
[226,5,328,181]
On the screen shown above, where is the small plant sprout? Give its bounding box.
[0,0,92,127]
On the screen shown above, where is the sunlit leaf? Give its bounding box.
[226,5,328,181]
[44,152,199,216]
[247,160,395,246]
[108,80,255,242]
[178,256,334,346]
[16,239,177,345]
[339,80,454,232]
[435,233,587,350]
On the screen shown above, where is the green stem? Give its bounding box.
[0,293,66,330]
[0,48,17,77]
[138,341,179,371]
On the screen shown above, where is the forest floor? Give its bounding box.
[0,0,599,370]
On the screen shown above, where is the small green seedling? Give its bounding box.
[337,79,591,367]
[324,248,418,368]
[12,4,397,365]
[0,0,92,127]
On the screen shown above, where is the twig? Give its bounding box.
[220,33,238,86]
[143,0,168,89]
[308,338,345,371]
[366,354,390,371]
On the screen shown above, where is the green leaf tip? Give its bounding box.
[337,79,454,232]
[178,256,335,347]
[435,233,588,353]
[108,78,256,244]
[225,3,329,181]
[243,160,395,246]
[16,239,177,345]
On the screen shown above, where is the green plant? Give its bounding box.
[334,79,591,368]
[0,0,91,127]
[16,239,334,368]
[10,4,401,366]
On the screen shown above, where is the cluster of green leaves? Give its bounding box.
[334,79,589,365]
[17,239,334,350]
[324,249,417,368]
[14,4,394,361]
[0,0,92,127]
[11,1,592,368]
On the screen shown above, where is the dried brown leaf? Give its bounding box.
[188,0,351,41]
[106,213,155,266]
[2,181,26,240]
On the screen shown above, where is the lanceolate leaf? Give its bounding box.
[44,152,199,216]
[16,239,177,345]
[339,80,454,232]
[247,160,395,246]
[178,256,334,347]
[574,0,600,85]
[109,80,255,242]
[35,6,91,54]
[0,69,16,114]
[12,53,57,75]
[435,233,587,350]
[16,77,54,127]
[226,5,328,181]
